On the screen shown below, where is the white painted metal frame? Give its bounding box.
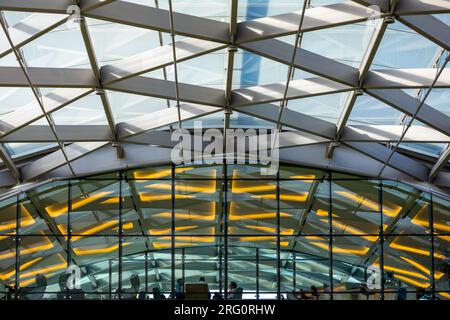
[0,0,447,194]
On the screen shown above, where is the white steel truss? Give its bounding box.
[0,0,448,195]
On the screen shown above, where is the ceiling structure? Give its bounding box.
[0,0,449,196]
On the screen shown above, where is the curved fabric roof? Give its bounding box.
[0,0,449,195]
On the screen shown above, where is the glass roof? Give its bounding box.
[0,0,448,191]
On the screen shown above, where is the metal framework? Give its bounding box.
[0,0,448,195]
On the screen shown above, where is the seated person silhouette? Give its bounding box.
[57,273,85,300]
[117,274,141,300]
[21,274,47,300]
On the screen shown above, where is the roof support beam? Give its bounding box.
[2,124,446,144]
[85,1,229,43]
[364,68,450,89]
[367,89,450,137]
[239,39,359,86]
[395,0,450,15]
[101,38,226,85]
[21,142,109,181]
[231,77,351,107]
[330,16,388,158]
[233,104,336,139]
[0,66,96,87]
[105,76,226,107]
[345,141,430,180]
[0,13,67,59]
[79,17,117,140]
[399,15,450,51]
[429,146,450,181]
[0,88,93,139]
[0,0,73,13]
[0,143,20,182]
[117,104,221,140]
[236,1,382,43]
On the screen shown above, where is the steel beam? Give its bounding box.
[101,38,226,85]
[429,146,450,181]
[367,89,450,137]
[231,77,351,107]
[85,1,229,43]
[399,15,450,51]
[21,142,109,181]
[239,39,359,86]
[236,1,381,43]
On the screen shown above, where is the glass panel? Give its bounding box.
[69,181,120,237]
[332,180,381,236]
[18,236,67,300]
[383,236,433,300]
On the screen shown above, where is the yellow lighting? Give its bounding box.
[372,262,428,281]
[0,242,54,261]
[229,212,292,221]
[0,257,43,281]
[231,170,276,193]
[139,193,194,202]
[393,274,429,288]
[319,219,378,242]
[411,217,450,233]
[114,222,134,231]
[251,193,308,202]
[438,292,450,299]
[145,182,216,194]
[100,197,120,204]
[305,236,326,241]
[46,191,113,217]
[316,209,338,218]
[390,242,445,259]
[134,167,194,179]
[400,256,444,279]
[71,220,119,241]
[0,205,35,233]
[153,242,198,249]
[289,175,316,181]
[240,236,276,242]
[335,191,402,217]
[73,243,130,256]
[19,262,67,281]
[158,236,215,243]
[310,241,369,255]
[245,225,294,235]
[149,226,198,235]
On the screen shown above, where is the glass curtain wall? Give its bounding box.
[0,165,448,300]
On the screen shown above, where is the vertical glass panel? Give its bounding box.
[71,236,119,299]
[300,179,330,235]
[228,244,258,299]
[18,236,67,299]
[29,182,68,236]
[332,180,381,236]
[434,236,450,293]
[135,179,173,238]
[0,232,15,291]
[174,171,220,236]
[228,179,278,235]
[383,181,429,234]
[383,236,433,300]
[69,181,120,237]
[0,196,17,236]
[175,243,220,299]
[291,236,331,300]
[433,195,450,235]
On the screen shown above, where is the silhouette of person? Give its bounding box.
[22,274,47,300]
[118,274,141,300]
